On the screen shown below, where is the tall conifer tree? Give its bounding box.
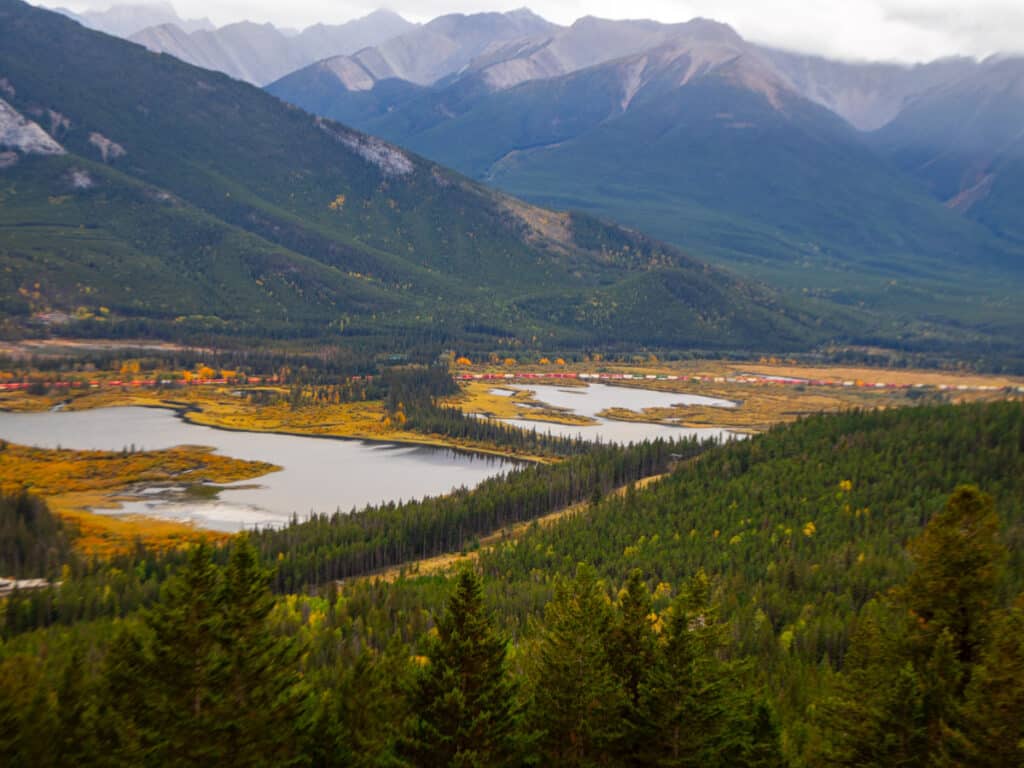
[403,568,520,768]
[216,537,307,766]
[528,563,625,767]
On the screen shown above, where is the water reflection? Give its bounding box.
[0,406,513,531]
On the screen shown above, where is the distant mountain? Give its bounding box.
[872,56,1024,247]
[267,16,732,125]
[130,9,416,86]
[129,7,554,87]
[461,16,744,90]
[269,15,979,132]
[758,49,977,131]
[268,18,1024,345]
[1,0,840,352]
[54,1,212,36]
[322,9,559,87]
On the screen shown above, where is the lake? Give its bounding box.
[0,406,513,532]
[486,382,736,444]
[0,383,736,530]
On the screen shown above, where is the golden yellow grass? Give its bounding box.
[453,360,1021,433]
[725,362,1024,389]
[442,381,596,426]
[0,387,552,462]
[0,442,274,556]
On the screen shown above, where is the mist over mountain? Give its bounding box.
[872,56,1024,246]
[54,1,211,36]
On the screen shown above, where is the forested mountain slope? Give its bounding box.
[0,0,837,351]
[872,56,1024,248]
[269,22,1024,353]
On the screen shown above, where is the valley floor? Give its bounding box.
[2,356,1019,556]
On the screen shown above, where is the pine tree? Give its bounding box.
[528,563,625,767]
[902,485,1006,669]
[311,639,412,768]
[946,597,1024,767]
[403,567,520,768]
[608,570,658,761]
[215,536,307,767]
[633,569,764,767]
[107,542,226,766]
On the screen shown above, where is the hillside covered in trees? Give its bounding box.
[0,0,845,356]
[2,401,1023,765]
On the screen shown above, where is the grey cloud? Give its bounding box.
[41,0,1024,61]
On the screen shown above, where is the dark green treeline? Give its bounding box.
[2,400,1023,766]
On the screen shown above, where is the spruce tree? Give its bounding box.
[947,597,1024,766]
[528,563,625,767]
[403,567,520,768]
[633,569,764,767]
[55,647,101,765]
[215,536,307,767]
[902,485,1006,669]
[0,654,57,766]
[814,486,1011,766]
[108,542,225,766]
[610,569,657,707]
[608,570,657,761]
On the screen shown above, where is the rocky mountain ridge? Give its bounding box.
[129,9,416,85]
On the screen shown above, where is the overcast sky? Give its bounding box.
[47,0,1024,62]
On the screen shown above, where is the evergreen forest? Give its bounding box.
[2,400,1023,766]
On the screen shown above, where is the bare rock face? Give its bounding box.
[469,17,741,93]
[68,168,95,189]
[89,131,127,162]
[46,109,72,139]
[320,58,378,92]
[0,97,65,156]
[315,118,413,176]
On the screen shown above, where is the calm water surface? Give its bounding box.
[0,407,513,531]
[0,384,737,530]
[488,382,736,444]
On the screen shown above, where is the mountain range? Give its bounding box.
[5,1,1023,361]
[265,12,1024,348]
[128,9,416,86]
[1,0,854,354]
